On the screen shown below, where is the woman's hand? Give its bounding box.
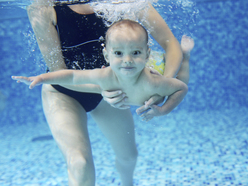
[101,90,130,109]
[136,94,164,122]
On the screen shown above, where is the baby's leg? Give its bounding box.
[176,35,195,85]
[91,100,137,186]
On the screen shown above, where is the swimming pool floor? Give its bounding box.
[1,107,248,186]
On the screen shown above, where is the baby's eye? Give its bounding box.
[133,51,141,55]
[114,51,123,56]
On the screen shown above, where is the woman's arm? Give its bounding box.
[27,3,102,94]
[139,3,183,78]
[27,4,66,71]
[136,3,184,116]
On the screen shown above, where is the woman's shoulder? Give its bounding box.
[27,2,56,24]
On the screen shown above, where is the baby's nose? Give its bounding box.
[124,55,133,64]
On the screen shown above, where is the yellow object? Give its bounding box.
[146,50,165,75]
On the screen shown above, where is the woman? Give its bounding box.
[27,1,183,185]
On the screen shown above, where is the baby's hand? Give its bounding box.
[11,76,42,89]
[136,94,165,122]
[138,104,163,122]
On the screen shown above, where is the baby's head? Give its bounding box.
[105,19,148,49]
[103,19,150,77]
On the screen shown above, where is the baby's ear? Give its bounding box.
[102,48,109,63]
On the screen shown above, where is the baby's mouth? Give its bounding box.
[121,66,134,70]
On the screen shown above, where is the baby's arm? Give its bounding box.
[12,69,103,89]
[159,79,188,114]
[140,78,188,122]
[12,75,44,89]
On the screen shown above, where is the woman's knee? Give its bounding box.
[116,148,138,165]
[66,150,94,173]
[66,151,95,186]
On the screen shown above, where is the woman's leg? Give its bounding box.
[91,100,138,186]
[42,84,95,186]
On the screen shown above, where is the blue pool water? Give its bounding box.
[0,0,248,185]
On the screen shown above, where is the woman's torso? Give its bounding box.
[50,4,108,112]
[54,4,108,70]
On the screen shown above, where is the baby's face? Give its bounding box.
[104,27,149,78]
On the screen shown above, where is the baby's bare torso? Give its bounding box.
[101,67,164,106]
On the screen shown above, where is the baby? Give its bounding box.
[12,19,192,120]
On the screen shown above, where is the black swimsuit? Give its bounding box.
[52,5,108,112]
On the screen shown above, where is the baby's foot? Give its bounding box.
[181,35,194,54]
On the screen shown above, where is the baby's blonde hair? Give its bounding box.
[105,19,148,47]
